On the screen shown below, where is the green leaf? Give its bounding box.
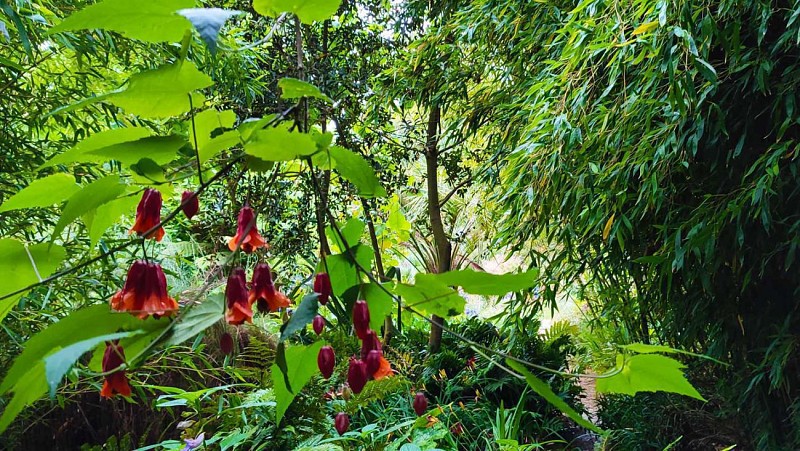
[187,109,239,163]
[44,330,142,398]
[88,135,188,165]
[393,276,465,318]
[363,282,394,332]
[51,175,127,240]
[325,217,364,251]
[324,244,373,297]
[244,125,317,161]
[506,359,603,434]
[253,0,342,24]
[278,78,331,102]
[0,304,151,433]
[329,146,386,198]
[621,343,727,365]
[595,354,705,401]
[164,292,224,347]
[693,57,717,82]
[109,62,213,118]
[178,8,243,54]
[0,174,80,213]
[0,240,66,322]
[270,340,324,425]
[130,158,167,183]
[280,293,318,341]
[49,0,193,43]
[40,127,153,169]
[82,194,139,248]
[425,268,539,296]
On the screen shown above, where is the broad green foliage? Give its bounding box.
[82,195,140,247]
[328,146,387,198]
[187,109,239,163]
[0,174,80,213]
[270,340,324,425]
[40,127,154,168]
[163,292,225,347]
[51,175,127,240]
[280,293,319,341]
[253,0,342,24]
[49,0,193,43]
[325,244,373,297]
[424,268,539,296]
[596,354,705,401]
[394,276,464,318]
[0,239,66,320]
[245,125,318,161]
[109,62,213,118]
[362,282,393,331]
[278,78,331,102]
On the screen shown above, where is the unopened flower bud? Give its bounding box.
[413,392,428,416]
[313,315,325,335]
[181,190,199,219]
[365,349,381,376]
[318,345,335,379]
[335,412,350,435]
[352,300,370,340]
[313,272,332,305]
[347,358,368,394]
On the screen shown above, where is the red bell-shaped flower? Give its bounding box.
[100,340,131,399]
[225,267,253,325]
[110,261,178,319]
[313,315,325,335]
[228,206,267,253]
[181,190,199,220]
[352,300,370,340]
[347,358,368,394]
[360,329,381,359]
[318,345,335,379]
[335,412,350,435]
[130,188,165,241]
[313,272,332,305]
[365,349,381,376]
[220,332,234,355]
[248,263,290,313]
[413,392,428,416]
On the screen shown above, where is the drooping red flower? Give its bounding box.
[413,392,428,416]
[313,272,332,305]
[110,261,178,319]
[228,206,267,253]
[248,263,291,313]
[225,267,253,325]
[100,340,131,399]
[313,315,325,335]
[347,358,368,394]
[335,412,350,435]
[365,349,381,376]
[360,329,381,359]
[220,332,234,355]
[181,190,199,220]
[318,345,335,379]
[352,300,370,340]
[130,188,165,241]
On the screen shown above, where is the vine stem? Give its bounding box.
[188,93,204,185]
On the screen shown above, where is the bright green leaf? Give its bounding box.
[280,293,318,341]
[595,354,706,401]
[506,359,603,433]
[363,282,394,332]
[82,194,139,248]
[271,340,324,425]
[425,268,539,296]
[109,62,213,118]
[0,240,66,322]
[0,174,80,213]
[329,146,386,198]
[326,217,364,251]
[244,125,317,161]
[621,343,727,365]
[49,0,193,43]
[278,77,331,102]
[187,109,239,163]
[51,175,127,240]
[253,0,342,24]
[164,292,224,347]
[40,127,153,169]
[394,276,465,318]
[324,244,373,297]
[88,135,188,165]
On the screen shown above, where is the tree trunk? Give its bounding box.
[361,196,394,343]
[425,104,450,353]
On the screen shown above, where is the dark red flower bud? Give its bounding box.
[130,188,165,241]
[181,190,199,219]
[313,272,332,305]
[365,349,381,376]
[110,260,178,319]
[225,267,252,325]
[228,206,267,253]
[220,332,234,355]
[413,392,428,416]
[335,412,350,435]
[450,422,464,436]
[347,358,368,394]
[318,345,335,379]
[352,300,370,340]
[248,263,290,313]
[100,340,131,399]
[360,329,381,359]
[313,315,325,335]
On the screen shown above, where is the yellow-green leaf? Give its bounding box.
[0,174,80,213]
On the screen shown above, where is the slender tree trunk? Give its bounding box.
[361,197,394,343]
[425,104,450,353]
